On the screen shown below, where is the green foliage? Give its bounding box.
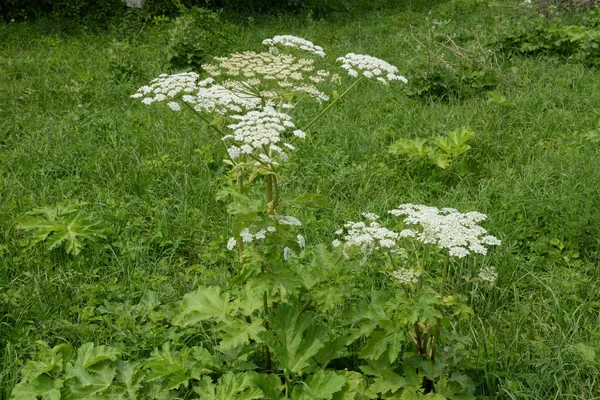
[404,63,497,100]
[0,0,127,22]
[15,200,107,255]
[495,16,600,66]
[4,3,600,400]
[404,21,498,100]
[389,128,474,169]
[166,7,235,71]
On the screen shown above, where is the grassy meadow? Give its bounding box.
[1,1,600,398]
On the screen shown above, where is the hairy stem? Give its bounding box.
[236,172,245,261]
[430,254,450,360]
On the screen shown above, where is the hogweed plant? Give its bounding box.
[11,36,502,399]
[332,206,500,397]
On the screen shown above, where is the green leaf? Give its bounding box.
[45,213,106,255]
[113,360,145,398]
[11,375,62,400]
[435,128,474,159]
[193,372,263,400]
[143,343,191,390]
[389,138,431,158]
[304,370,347,399]
[19,342,72,382]
[311,285,346,312]
[16,202,106,256]
[220,318,266,349]
[232,212,259,236]
[259,303,327,374]
[332,371,368,400]
[428,151,452,169]
[68,364,117,398]
[173,286,233,326]
[360,358,405,396]
[73,343,120,370]
[252,373,284,400]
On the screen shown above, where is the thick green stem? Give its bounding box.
[430,254,450,359]
[265,173,275,213]
[236,172,245,261]
[263,285,272,373]
[300,77,364,133]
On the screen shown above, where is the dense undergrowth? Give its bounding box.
[1,0,600,398]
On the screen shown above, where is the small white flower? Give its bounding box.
[391,268,422,286]
[167,102,181,111]
[240,228,254,243]
[389,204,500,258]
[262,35,326,57]
[297,234,305,249]
[332,239,342,248]
[361,212,379,221]
[478,266,498,286]
[336,53,407,85]
[293,129,306,138]
[335,213,400,254]
[274,215,302,226]
[227,237,237,251]
[283,246,292,261]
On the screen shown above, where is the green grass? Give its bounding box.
[1,1,600,398]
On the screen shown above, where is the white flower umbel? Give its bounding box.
[203,51,330,103]
[262,35,326,58]
[389,204,501,258]
[182,80,262,115]
[224,106,306,163]
[131,72,200,104]
[227,225,277,250]
[336,53,407,85]
[335,213,400,254]
[477,266,498,286]
[391,267,422,286]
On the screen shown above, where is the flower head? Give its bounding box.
[224,107,305,163]
[477,266,498,286]
[334,213,399,255]
[182,79,262,114]
[203,51,330,104]
[131,72,200,104]
[336,53,407,85]
[391,267,422,286]
[389,204,501,258]
[262,35,326,57]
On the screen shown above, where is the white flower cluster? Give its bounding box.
[203,51,330,103]
[477,266,498,286]
[271,215,303,226]
[227,225,278,250]
[332,213,399,253]
[389,204,501,258]
[181,78,262,114]
[336,53,407,85]
[262,35,326,58]
[391,268,422,286]
[223,106,306,163]
[131,72,199,104]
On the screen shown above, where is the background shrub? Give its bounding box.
[0,0,127,22]
[166,7,235,71]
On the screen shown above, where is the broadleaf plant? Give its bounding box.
[15,200,106,255]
